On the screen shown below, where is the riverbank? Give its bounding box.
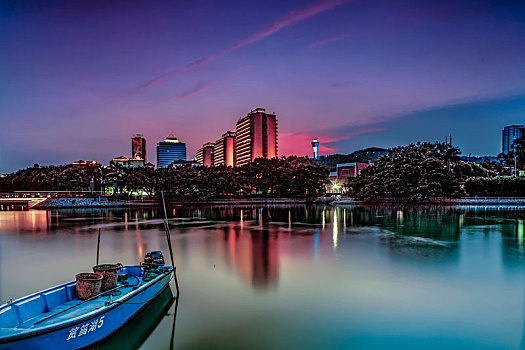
[32,197,335,208]
[333,197,525,206]
[31,196,525,209]
[33,197,158,209]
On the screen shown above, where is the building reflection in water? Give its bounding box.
[332,209,338,250]
[313,229,319,260]
[219,221,278,291]
[517,219,524,252]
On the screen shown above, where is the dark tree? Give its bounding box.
[348,142,464,202]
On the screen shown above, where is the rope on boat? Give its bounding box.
[111,272,175,305]
[142,267,169,282]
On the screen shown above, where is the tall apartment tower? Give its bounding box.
[196,142,214,167]
[156,133,187,168]
[502,125,525,154]
[214,131,236,166]
[132,134,146,161]
[235,108,278,166]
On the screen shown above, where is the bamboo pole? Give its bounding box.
[96,228,101,266]
[160,191,180,296]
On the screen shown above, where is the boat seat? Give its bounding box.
[14,295,45,323]
[126,266,143,277]
[43,287,68,310]
[0,305,20,328]
[65,284,76,301]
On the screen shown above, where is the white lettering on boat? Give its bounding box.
[89,319,98,332]
[66,327,79,340]
[78,324,89,337]
[66,316,105,341]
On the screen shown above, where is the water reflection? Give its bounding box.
[215,223,278,290]
[93,286,177,350]
[2,205,525,348]
[2,205,525,274]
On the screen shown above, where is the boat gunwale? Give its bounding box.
[0,268,173,344]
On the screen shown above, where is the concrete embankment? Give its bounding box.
[332,197,525,206]
[169,197,336,205]
[455,197,525,206]
[33,197,157,209]
[172,198,306,205]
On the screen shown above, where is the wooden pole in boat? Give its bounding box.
[160,191,179,296]
[96,228,101,266]
[34,284,127,325]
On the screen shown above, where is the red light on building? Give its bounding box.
[132,134,146,162]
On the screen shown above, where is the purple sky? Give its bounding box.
[1,0,525,172]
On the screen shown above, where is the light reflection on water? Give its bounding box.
[0,205,524,349]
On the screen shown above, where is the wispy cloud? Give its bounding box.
[155,82,219,105]
[123,0,351,98]
[153,64,251,105]
[309,33,351,48]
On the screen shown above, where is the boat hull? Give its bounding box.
[0,272,172,350]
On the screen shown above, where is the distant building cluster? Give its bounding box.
[92,107,279,169]
[195,107,278,167]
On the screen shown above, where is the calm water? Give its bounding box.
[1,205,525,349]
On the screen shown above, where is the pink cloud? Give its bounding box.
[309,33,351,48]
[279,127,385,156]
[124,0,351,98]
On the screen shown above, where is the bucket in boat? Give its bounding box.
[93,264,119,291]
[76,273,103,300]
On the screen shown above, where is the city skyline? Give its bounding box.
[1,0,525,173]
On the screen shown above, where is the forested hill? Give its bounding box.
[315,147,388,171]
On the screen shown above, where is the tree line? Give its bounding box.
[0,156,330,199]
[347,142,509,202]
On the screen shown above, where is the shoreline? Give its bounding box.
[27,196,525,209]
[32,197,334,209]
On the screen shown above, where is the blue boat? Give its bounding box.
[0,262,174,349]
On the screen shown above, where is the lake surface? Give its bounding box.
[1,205,525,349]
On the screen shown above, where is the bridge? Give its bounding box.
[0,191,102,210]
[0,193,52,210]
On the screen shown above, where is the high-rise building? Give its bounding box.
[312,138,319,160]
[214,131,236,166]
[156,133,186,168]
[502,125,524,154]
[131,134,146,161]
[196,142,214,167]
[235,108,278,166]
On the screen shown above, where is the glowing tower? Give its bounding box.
[312,138,319,160]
